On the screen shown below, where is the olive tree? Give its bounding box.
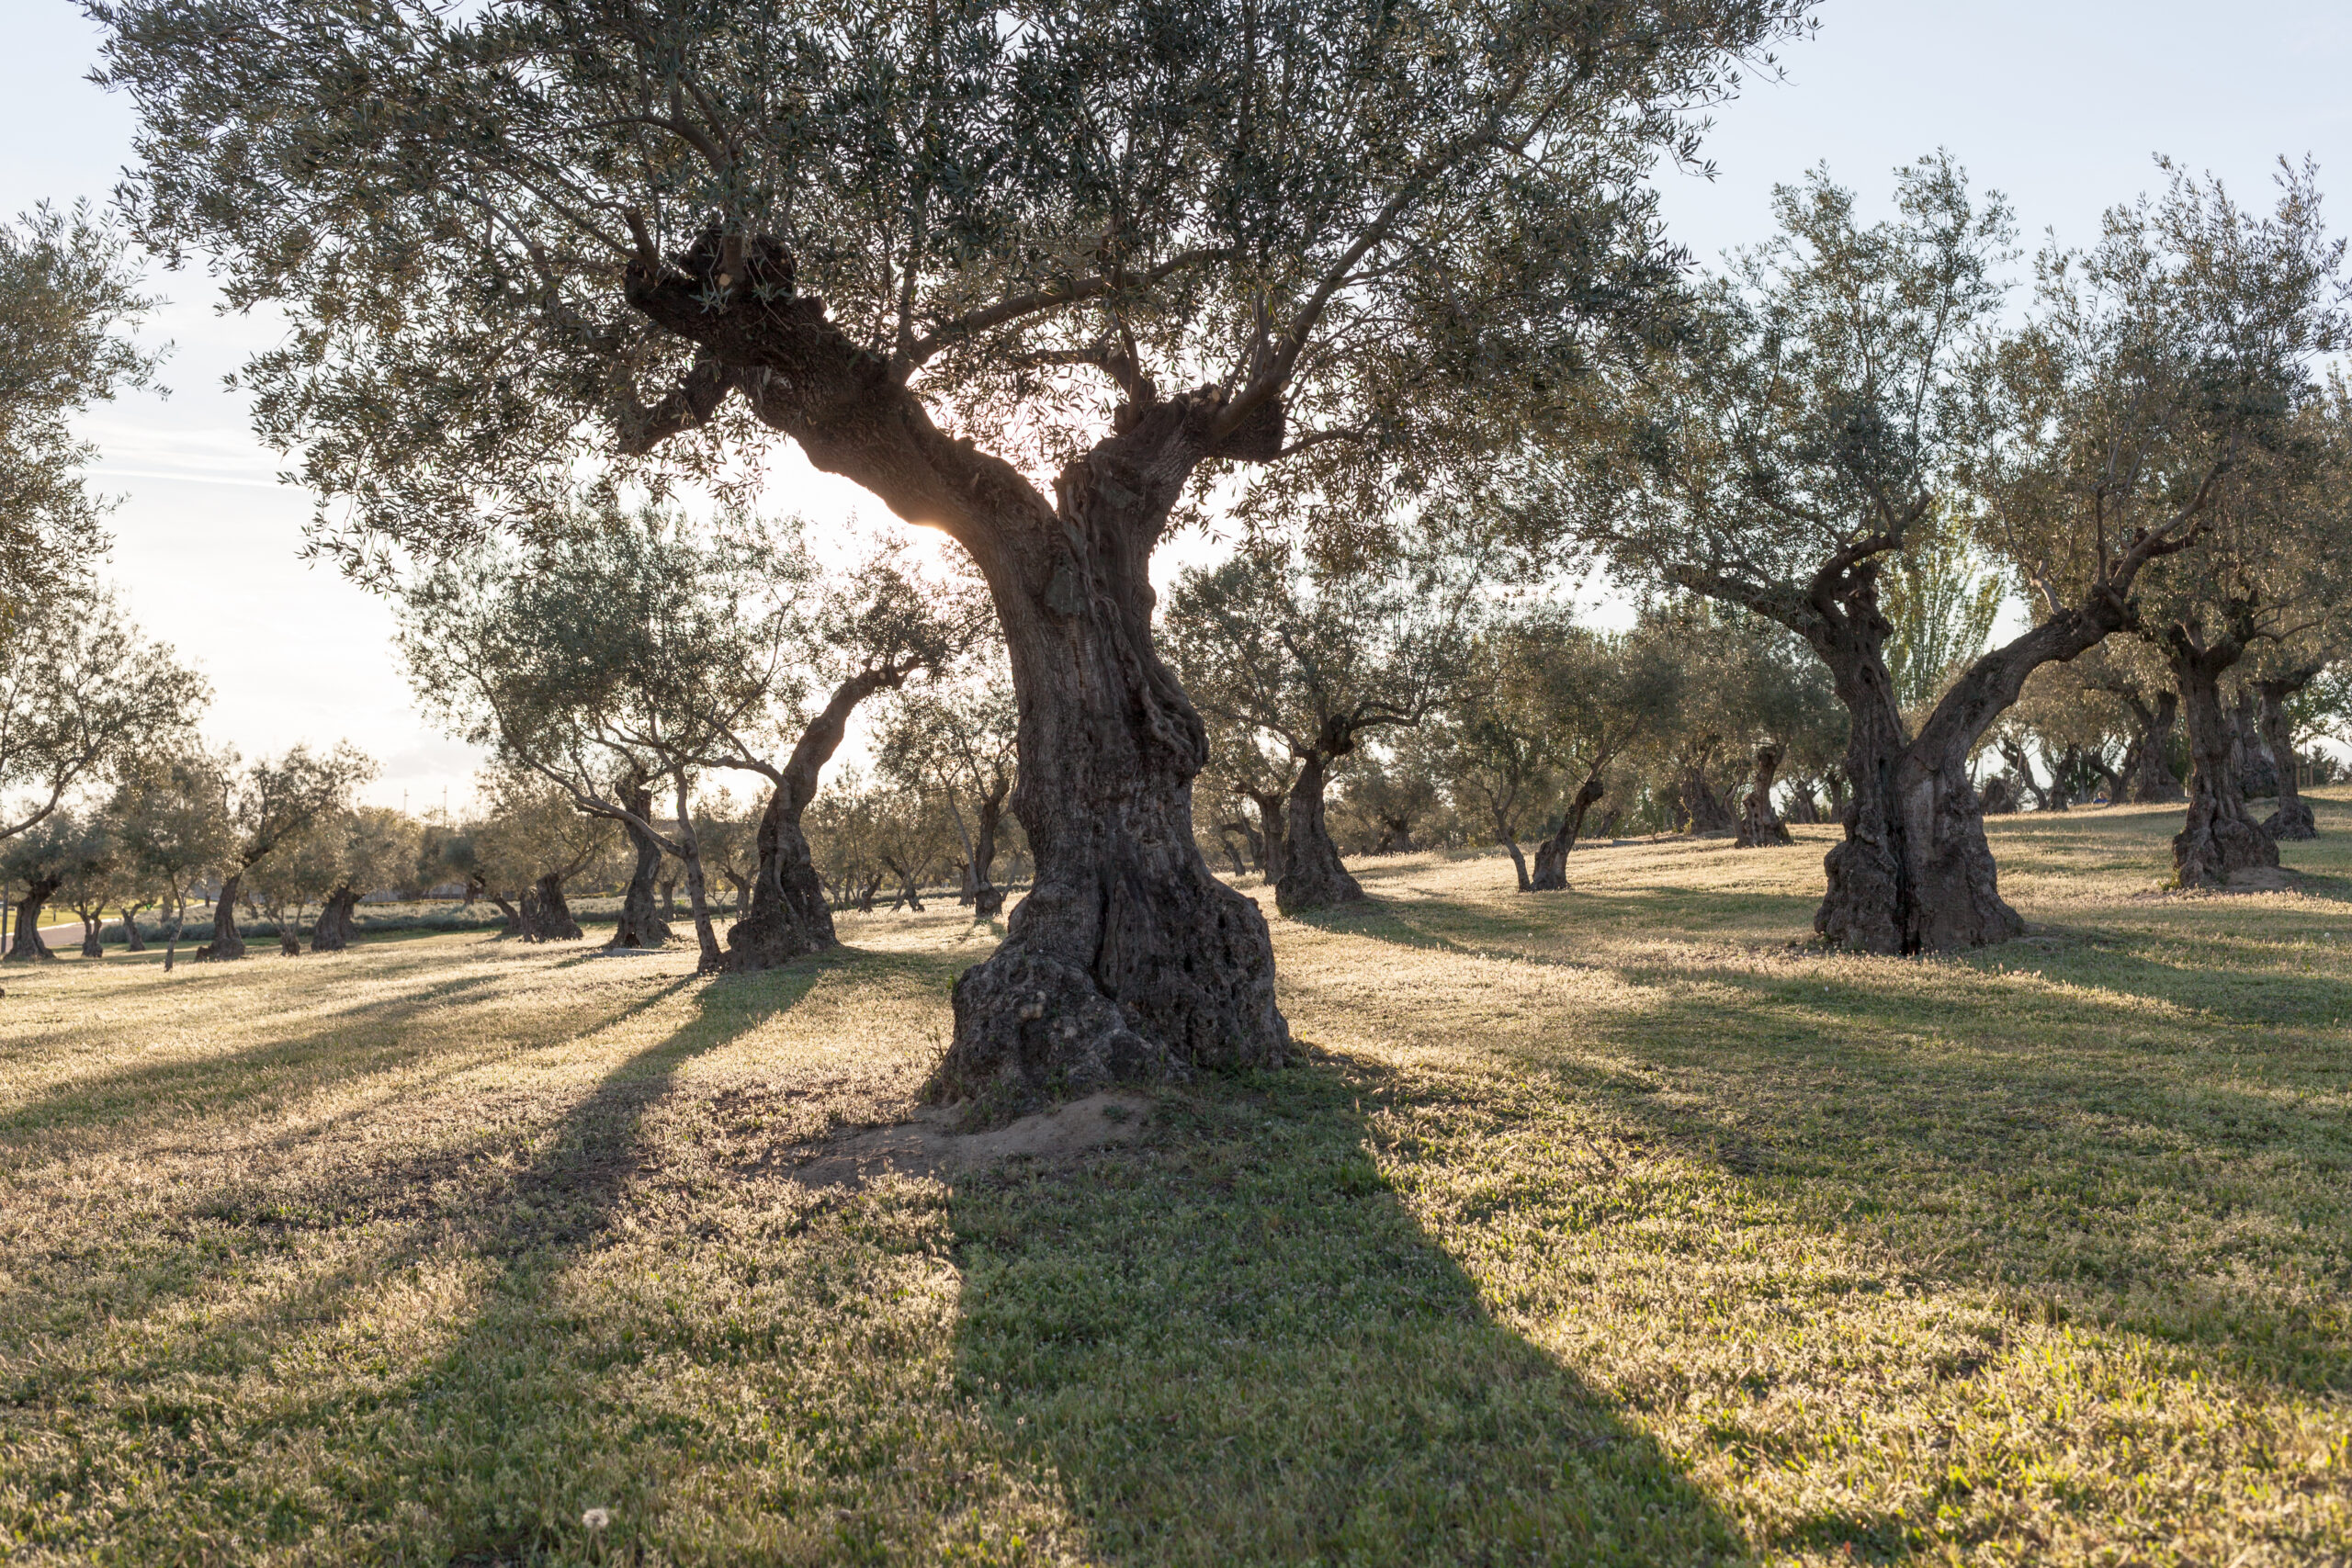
[875,661,1021,917]
[0,202,163,617]
[0,586,207,844]
[1165,543,1471,913]
[2127,372,2352,884]
[96,0,1811,1100]
[108,747,232,965]
[199,744,378,960]
[471,767,614,940]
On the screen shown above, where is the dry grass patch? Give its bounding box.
[1,799,2349,1564]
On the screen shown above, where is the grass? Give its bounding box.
[2,796,2349,1564]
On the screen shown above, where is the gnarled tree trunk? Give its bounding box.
[1528,774,1606,890]
[2231,690,2281,801]
[76,910,105,958]
[2256,674,2317,840]
[530,873,584,940]
[627,261,1286,1105]
[311,886,362,952]
[201,874,249,961]
[2165,637,2277,889]
[969,787,1008,918]
[727,667,901,971]
[119,903,147,953]
[1374,814,1416,854]
[928,404,1290,1104]
[1676,750,1737,835]
[608,782,672,950]
[1275,747,1365,914]
[2117,690,2185,802]
[1736,742,1792,847]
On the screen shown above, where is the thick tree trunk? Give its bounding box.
[1806,581,2058,956]
[1528,774,1606,891]
[77,910,105,958]
[1242,786,1289,884]
[930,411,1289,1104]
[201,874,249,961]
[120,903,147,952]
[530,873,583,940]
[1275,750,1365,914]
[279,925,303,956]
[1676,754,1737,835]
[1736,743,1793,848]
[2170,651,2278,887]
[673,773,724,974]
[489,894,525,937]
[311,886,361,952]
[2256,678,2316,840]
[1214,829,1250,879]
[2231,691,2281,800]
[608,784,672,950]
[1784,781,1823,825]
[1374,814,1416,854]
[1996,739,2057,812]
[659,876,678,920]
[2118,691,2186,803]
[726,669,902,971]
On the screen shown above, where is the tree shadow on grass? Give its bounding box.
[948,1051,1747,1567]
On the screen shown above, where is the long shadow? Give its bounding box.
[948,1054,1751,1566]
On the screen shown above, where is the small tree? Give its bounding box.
[470,770,612,942]
[108,748,233,967]
[200,745,378,961]
[5,814,109,960]
[876,661,1021,917]
[0,587,207,844]
[1166,543,1470,913]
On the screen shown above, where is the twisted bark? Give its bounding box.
[625,244,1288,1105]
[1275,735,1367,915]
[2162,630,2277,889]
[1528,773,1606,890]
[1736,742,1792,847]
[2256,671,2319,840]
[2112,688,2185,803]
[607,781,672,950]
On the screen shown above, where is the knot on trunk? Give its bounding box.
[933,948,1172,1112]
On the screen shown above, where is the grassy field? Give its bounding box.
[2,797,2348,1565]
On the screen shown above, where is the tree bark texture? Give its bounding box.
[200,874,249,961]
[969,789,1008,918]
[1275,748,1365,914]
[5,875,62,960]
[77,913,105,958]
[2256,676,2317,840]
[310,886,362,952]
[608,783,673,950]
[626,252,1287,1105]
[525,874,584,941]
[2165,640,2278,889]
[1374,814,1417,854]
[2116,690,2185,803]
[120,904,147,952]
[2231,691,2281,800]
[1736,743,1793,848]
[1527,774,1607,891]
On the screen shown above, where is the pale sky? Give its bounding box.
[6,2,2349,814]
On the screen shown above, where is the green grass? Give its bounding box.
[1,797,2348,1563]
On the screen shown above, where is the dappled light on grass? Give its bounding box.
[3,799,2351,1562]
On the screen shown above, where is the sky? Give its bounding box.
[5,2,2350,815]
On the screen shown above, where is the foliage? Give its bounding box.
[0,201,164,617]
[0,583,208,843]
[1879,508,2004,716]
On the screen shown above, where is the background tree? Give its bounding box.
[403,498,817,970]
[307,807,424,952]
[243,817,344,954]
[200,744,376,961]
[99,0,1811,1100]
[707,554,988,969]
[692,788,759,916]
[0,586,207,844]
[0,202,163,617]
[5,814,101,959]
[2127,367,2352,885]
[58,816,128,957]
[876,661,1022,917]
[1335,742,1445,857]
[1166,543,1470,913]
[470,768,613,942]
[108,747,232,966]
